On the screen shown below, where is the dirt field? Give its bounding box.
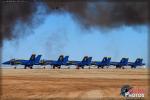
[0,68,149,100]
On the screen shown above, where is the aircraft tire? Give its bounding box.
[116,65,119,69]
[53,66,55,69]
[131,66,136,69]
[76,66,79,69]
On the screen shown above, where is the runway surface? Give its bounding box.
[0,68,149,100]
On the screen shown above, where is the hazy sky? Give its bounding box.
[2,13,148,65]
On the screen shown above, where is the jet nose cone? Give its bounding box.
[2,61,10,64]
[2,62,5,64]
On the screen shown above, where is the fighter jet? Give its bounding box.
[67,56,92,69]
[110,58,129,69]
[92,57,111,68]
[3,54,42,69]
[40,55,69,69]
[128,58,145,68]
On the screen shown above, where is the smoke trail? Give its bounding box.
[45,1,148,28]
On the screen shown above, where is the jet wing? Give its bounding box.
[40,60,56,65]
[66,61,81,65]
[110,62,118,66]
[127,62,145,66]
[90,61,101,65]
[127,62,134,66]
[3,59,28,65]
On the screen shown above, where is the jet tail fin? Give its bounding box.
[58,55,64,62]
[87,57,92,63]
[34,55,42,64]
[107,57,111,63]
[135,58,143,65]
[120,58,128,64]
[102,57,108,63]
[87,57,92,65]
[29,54,36,61]
[102,57,111,64]
[82,56,88,62]
[63,56,69,63]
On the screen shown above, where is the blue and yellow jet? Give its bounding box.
[92,57,111,68]
[3,54,42,69]
[67,56,92,69]
[128,58,145,68]
[110,58,129,69]
[39,55,69,69]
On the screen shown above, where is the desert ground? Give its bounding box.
[0,67,149,100]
